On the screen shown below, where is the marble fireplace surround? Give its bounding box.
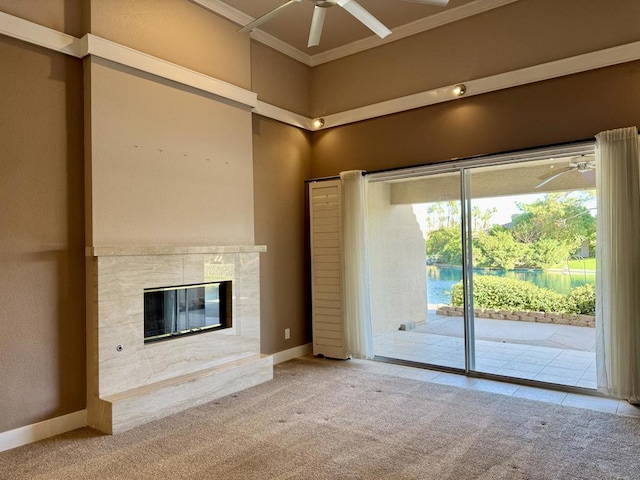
[86,245,272,434]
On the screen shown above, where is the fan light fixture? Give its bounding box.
[453,84,466,97]
[534,155,596,189]
[239,0,449,48]
[313,118,326,129]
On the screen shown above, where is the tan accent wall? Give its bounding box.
[311,60,640,178]
[0,37,85,432]
[311,0,640,116]
[0,0,86,37]
[86,57,255,247]
[88,0,251,89]
[252,116,312,354]
[251,41,312,117]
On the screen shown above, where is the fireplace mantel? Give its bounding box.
[87,245,267,257]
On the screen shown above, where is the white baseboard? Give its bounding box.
[272,343,312,365]
[0,410,87,453]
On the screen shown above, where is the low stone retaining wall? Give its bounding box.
[436,306,595,328]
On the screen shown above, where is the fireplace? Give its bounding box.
[86,245,272,434]
[144,281,232,343]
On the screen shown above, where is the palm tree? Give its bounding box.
[480,207,497,231]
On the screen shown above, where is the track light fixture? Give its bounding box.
[453,84,467,97]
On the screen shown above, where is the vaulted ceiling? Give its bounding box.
[198,0,506,61]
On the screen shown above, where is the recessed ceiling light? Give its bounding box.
[313,118,325,129]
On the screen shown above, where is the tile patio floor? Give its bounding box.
[374,310,597,389]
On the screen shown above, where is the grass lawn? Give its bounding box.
[550,258,596,271]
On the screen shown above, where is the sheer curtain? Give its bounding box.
[340,170,374,359]
[595,126,640,404]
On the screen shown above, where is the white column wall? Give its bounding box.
[368,182,427,336]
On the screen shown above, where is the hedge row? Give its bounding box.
[450,275,595,315]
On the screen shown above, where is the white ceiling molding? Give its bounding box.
[189,0,253,26]
[3,11,640,133]
[320,40,640,129]
[309,0,520,66]
[250,29,313,65]
[0,11,257,109]
[253,100,315,129]
[0,10,83,57]
[81,34,258,109]
[188,0,313,64]
[189,0,520,67]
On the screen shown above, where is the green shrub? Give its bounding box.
[565,283,596,315]
[449,275,595,314]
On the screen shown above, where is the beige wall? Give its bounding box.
[250,43,313,354]
[4,0,640,437]
[89,0,251,89]
[311,60,640,178]
[251,41,312,117]
[86,57,255,246]
[0,0,86,37]
[252,116,313,354]
[311,0,640,116]
[0,37,85,432]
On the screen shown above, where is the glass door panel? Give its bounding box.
[467,157,597,388]
[369,171,466,369]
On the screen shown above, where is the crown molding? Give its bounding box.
[250,29,313,65]
[189,0,253,25]
[189,0,520,67]
[309,0,520,66]
[0,10,83,57]
[0,12,257,109]
[188,0,313,64]
[81,34,258,109]
[3,11,640,133]
[254,101,315,129]
[319,40,640,129]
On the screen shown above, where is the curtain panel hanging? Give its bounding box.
[340,170,374,359]
[595,126,640,404]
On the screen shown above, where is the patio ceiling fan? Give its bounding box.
[239,0,450,47]
[535,155,596,189]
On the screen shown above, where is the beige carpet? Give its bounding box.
[1,357,639,479]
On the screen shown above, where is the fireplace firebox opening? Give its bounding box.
[144,281,232,343]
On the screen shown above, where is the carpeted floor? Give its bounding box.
[1,357,639,479]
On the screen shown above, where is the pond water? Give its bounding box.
[427,265,596,306]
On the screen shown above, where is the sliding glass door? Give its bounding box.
[369,171,466,369]
[467,159,597,387]
[369,145,597,388]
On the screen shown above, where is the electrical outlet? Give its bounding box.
[284,328,290,340]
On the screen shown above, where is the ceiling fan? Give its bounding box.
[239,0,450,48]
[535,156,596,189]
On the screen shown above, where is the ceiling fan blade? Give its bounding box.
[337,0,392,39]
[535,168,575,189]
[401,0,449,5]
[239,0,302,33]
[536,166,574,182]
[308,6,327,47]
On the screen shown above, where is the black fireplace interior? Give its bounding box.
[144,281,232,343]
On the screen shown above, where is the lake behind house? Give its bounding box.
[427,265,596,306]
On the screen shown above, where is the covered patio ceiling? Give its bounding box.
[389,155,596,205]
